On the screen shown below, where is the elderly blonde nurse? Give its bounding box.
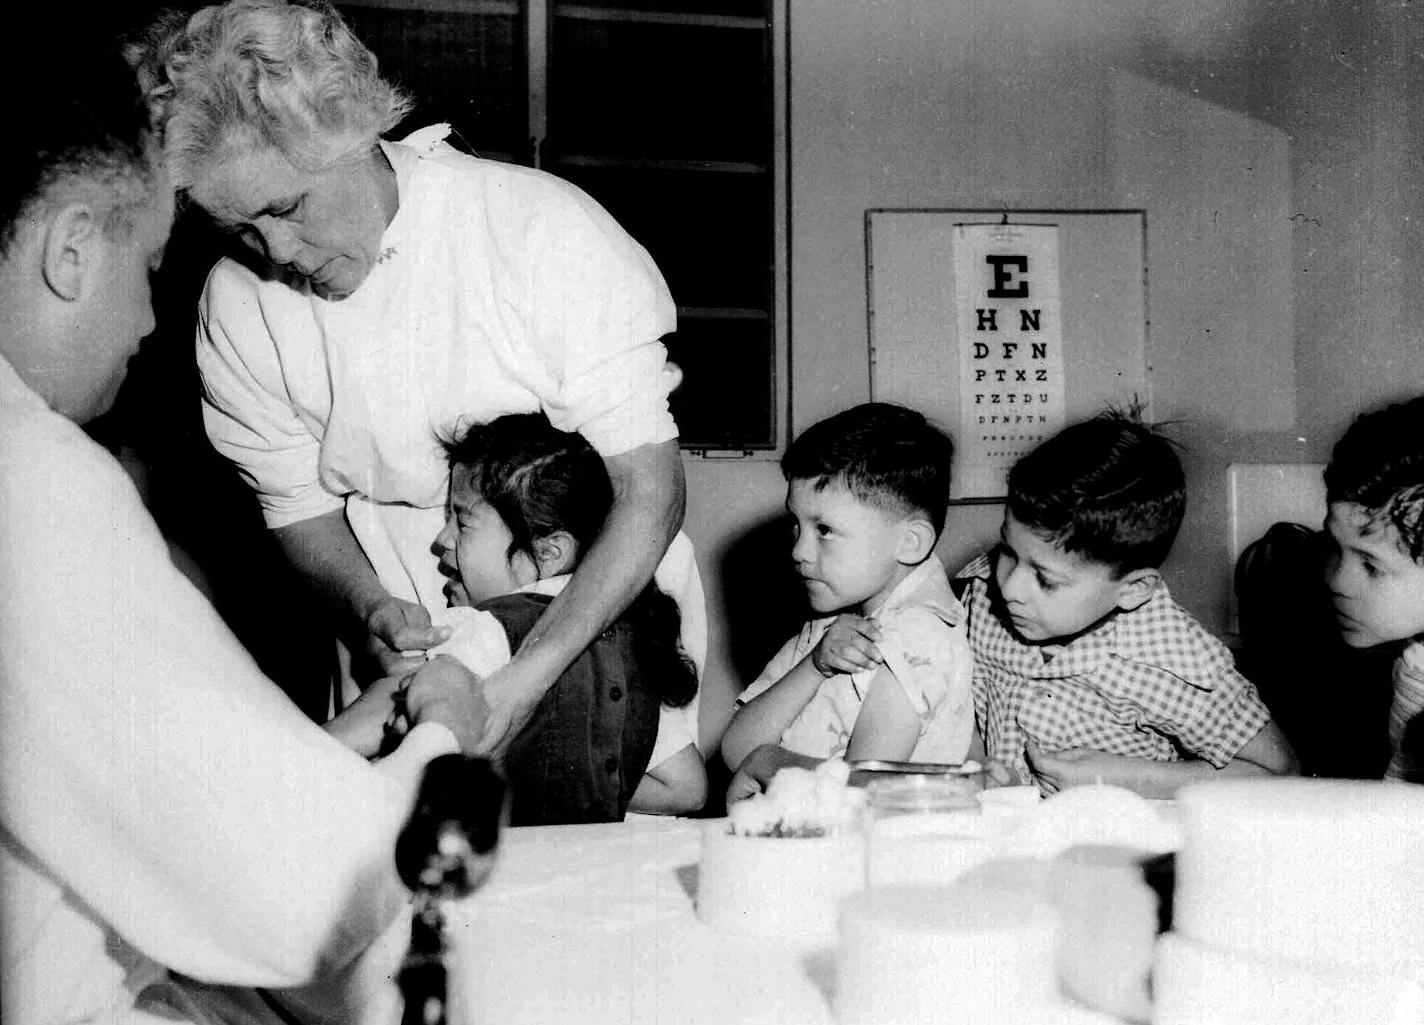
[130,0,705,757]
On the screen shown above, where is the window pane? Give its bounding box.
[550,165,771,311]
[664,317,775,449]
[339,4,527,160]
[549,17,769,164]
[556,0,768,17]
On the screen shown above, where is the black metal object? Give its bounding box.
[396,755,506,1025]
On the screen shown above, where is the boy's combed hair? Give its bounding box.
[782,402,955,534]
[1007,410,1185,575]
[1324,396,1424,562]
[444,414,697,708]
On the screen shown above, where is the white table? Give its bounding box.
[443,816,837,1025]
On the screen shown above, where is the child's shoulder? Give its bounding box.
[1111,580,1236,681]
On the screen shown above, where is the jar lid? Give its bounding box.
[866,770,985,812]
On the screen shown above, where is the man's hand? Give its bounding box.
[323,672,407,758]
[468,660,550,761]
[1024,740,1132,794]
[811,614,883,677]
[403,655,489,755]
[365,596,450,676]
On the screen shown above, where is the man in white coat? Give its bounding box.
[0,25,487,1025]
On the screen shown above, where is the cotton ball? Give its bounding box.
[1011,784,1182,859]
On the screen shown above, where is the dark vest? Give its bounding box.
[478,592,661,826]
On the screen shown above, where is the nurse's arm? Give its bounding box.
[274,507,445,674]
[472,438,685,758]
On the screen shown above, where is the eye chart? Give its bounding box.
[952,222,1065,488]
[866,210,1149,500]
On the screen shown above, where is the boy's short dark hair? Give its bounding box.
[1324,396,1424,562]
[3,19,157,256]
[1007,411,1185,575]
[781,402,954,534]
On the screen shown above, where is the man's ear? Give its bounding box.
[41,203,102,301]
[1113,567,1161,612]
[532,530,578,578]
[896,515,937,565]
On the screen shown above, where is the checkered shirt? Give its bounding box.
[957,553,1271,787]
[1386,641,1424,782]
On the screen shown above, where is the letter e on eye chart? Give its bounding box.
[867,210,1147,500]
[953,223,1065,496]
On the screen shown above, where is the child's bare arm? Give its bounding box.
[629,743,708,815]
[720,654,825,770]
[844,665,921,763]
[323,673,407,757]
[1025,720,1299,799]
[722,616,885,770]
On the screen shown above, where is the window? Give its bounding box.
[338,0,787,452]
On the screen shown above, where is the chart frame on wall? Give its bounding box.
[865,208,1150,503]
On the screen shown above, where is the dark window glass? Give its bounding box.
[556,0,767,17]
[340,5,528,161]
[664,316,775,450]
[549,165,771,311]
[549,16,769,164]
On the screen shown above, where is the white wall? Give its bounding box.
[686,0,1419,750]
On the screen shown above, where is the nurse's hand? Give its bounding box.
[366,596,451,676]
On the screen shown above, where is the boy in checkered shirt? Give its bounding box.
[1323,396,1424,784]
[957,412,1297,797]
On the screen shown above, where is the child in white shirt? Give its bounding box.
[719,403,976,802]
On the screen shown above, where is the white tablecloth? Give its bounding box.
[444,817,836,1025]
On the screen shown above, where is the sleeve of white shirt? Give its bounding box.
[0,413,457,988]
[866,606,972,721]
[523,185,680,457]
[428,606,513,678]
[647,693,701,770]
[197,260,343,528]
[735,624,816,708]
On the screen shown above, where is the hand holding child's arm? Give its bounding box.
[811,614,884,677]
[323,672,407,758]
[366,597,451,676]
[403,655,491,756]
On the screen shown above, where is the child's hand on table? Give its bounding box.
[811,614,883,677]
[1025,740,1131,794]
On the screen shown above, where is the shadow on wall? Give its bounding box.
[698,512,806,816]
[719,512,809,690]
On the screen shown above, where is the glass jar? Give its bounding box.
[862,770,996,889]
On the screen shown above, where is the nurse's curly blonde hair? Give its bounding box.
[126,0,412,189]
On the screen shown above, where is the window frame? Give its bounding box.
[337,0,790,458]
